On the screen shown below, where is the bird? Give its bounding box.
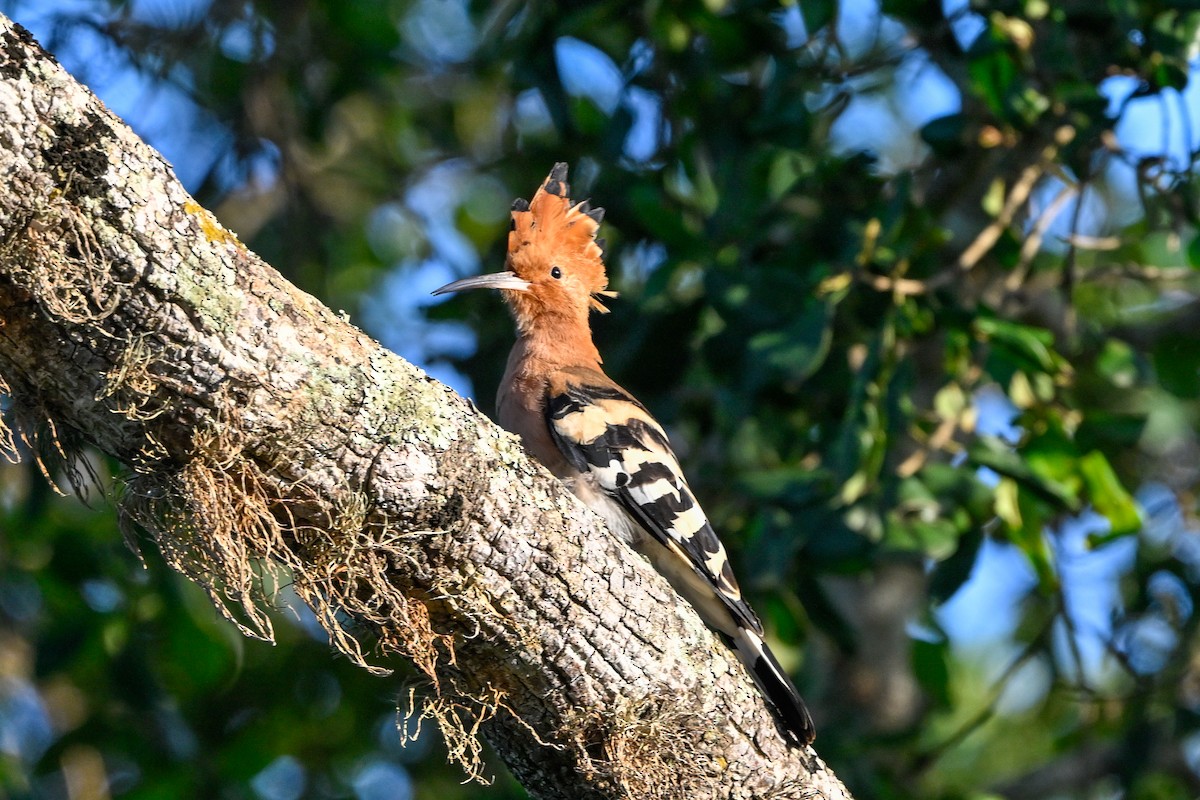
[432,162,815,746]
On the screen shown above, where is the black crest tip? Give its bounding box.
[585,206,605,224]
[511,197,530,212]
[545,162,570,197]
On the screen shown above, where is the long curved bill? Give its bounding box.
[431,271,531,295]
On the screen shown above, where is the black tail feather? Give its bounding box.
[735,629,816,746]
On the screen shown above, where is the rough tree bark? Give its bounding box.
[0,15,852,800]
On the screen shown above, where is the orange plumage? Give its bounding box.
[501,163,616,333]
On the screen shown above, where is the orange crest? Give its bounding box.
[508,163,616,313]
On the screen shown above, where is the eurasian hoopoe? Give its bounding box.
[433,163,816,746]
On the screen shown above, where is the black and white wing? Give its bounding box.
[543,365,815,745]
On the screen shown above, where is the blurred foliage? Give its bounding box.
[3,0,1200,798]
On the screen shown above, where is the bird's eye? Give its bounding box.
[550,266,563,279]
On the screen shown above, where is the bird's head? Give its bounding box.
[433,163,615,333]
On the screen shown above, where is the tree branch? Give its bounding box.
[0,15,851,799]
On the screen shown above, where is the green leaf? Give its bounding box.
[739,468,829,507]
[995,476,1023,532]
[929,526,985,603]
[1008,485,1058,590]
[1152,60,1189,91]
[767,150,812,200]
[883,514,962,560]
[883,475,965,560]
[1187,232,1200,268]
[1077,411,1147,451]
[968,47,1018,119]
[920,114,968,156]
[569,96,610,136]
[912,637,952,708]
[1153,334,1200,397]
[747,302,834,383]
[799,0,837,33]
[1023,424,1082,504]
[982,178,1005,218]
[1079,451,1141,539]
[970,437,1081,511]
[1014,86,1051,125]
[1095,338,1139,386]
[976,316,1061,374]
